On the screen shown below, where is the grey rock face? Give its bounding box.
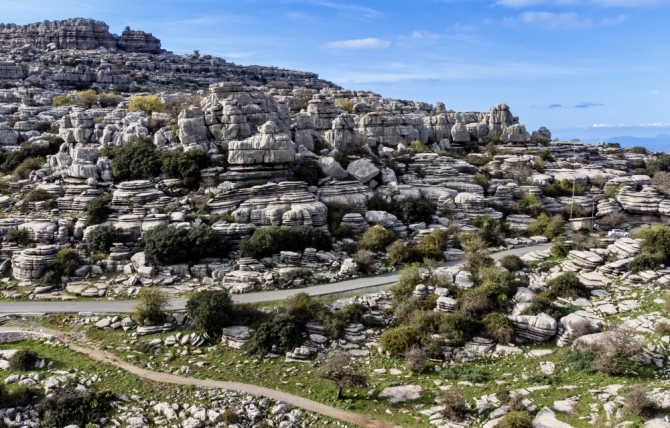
[228,121,296,166]
[511,313,557,342]
[500,123,529,143]
[0,18,161,53]
[318,157,348,180]
[346,158,379,184]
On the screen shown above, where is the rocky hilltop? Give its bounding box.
[0,18,336,91]
[0,18,161,53]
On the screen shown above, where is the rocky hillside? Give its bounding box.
[0,18,337,91]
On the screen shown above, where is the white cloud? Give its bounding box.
[600,14,627,25]
[592,122,670,128]
[324,38,391,49]
[591,0,668,6]
[650,89,661,95]
[518,11,593,29]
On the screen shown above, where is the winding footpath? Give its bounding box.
[0,327,398,428]
[0,243,551,314]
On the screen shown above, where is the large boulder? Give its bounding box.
[346,158,379,184]
[228,121,296,165]
[511,313,557,342]
[318,157,348,180]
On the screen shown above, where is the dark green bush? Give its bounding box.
[510,194,545,217]
[367,196,391,212]
[106,137,161,181]
[5,228,29,245]
[86,226,123,254]
[294,158,323,186]
[561,350,596,373]
[390,264,422,299]
[13,157,44,179]
[499,254,525,272]
[527,213,565,239]
[8,349,39,371]
[472,215,509,246]
[247,314,303,355]
[143,224,229,264]
[542,179,587,198]
[42,388,114,427]
[134,287,169,324]
[545,272,588,299]
[357,225,397,252]
[86,193,113,226]
[646,154,670,176]
[161,149,207,189]
[393,197,435,224]
[439,312,482,346]
[639,225,670,261]
[52,249,81,277]
[186,290,234,334]
[628,252,664,273]
[240,226,331,259]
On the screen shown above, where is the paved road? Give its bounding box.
[0,243,551,314]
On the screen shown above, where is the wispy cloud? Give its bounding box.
[592,122,670,128]
[289,0,382,17]
[496,0,668,6]
[649,89,661,95]
[548,104,563,108]
[575,102,604,108]
[505,11,626,29]
[324,38,391,50]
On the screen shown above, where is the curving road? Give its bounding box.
[0,243,551,314]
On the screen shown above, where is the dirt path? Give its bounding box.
[3,327,400,428]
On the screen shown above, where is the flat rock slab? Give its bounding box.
[378,385,422,403]
[533,407,575,428]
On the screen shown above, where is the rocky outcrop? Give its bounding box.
[617,185,665,215]
[11,245,58,281]
[0,19,161,53]
[228,121,295,165]
[511,313,557,342]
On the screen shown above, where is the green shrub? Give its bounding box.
[472,216,509,246]
[510,194,545,217]
[294,158,323,186]
[13,157,44,179]
[499,254,525,271]
[410,140,428,153]
[134,287,169,324]
[459,287,492,318]
[53,249,81,277]
[622,387,658,419]
[98,92,123,108]
[247,314,302,355]
[52,95,75,107]
[542,179,587,197]
[562,202,590,220]
[0,384,37,408]
[186,290,234,334]
[628,252,664,273]
[545,272,588,299]
[42,388,114,427]
[85,194,113,226]
[497,411,533,428]
[442,365,488,383]
[240,226,332,259]
[24,188,50,202]
[387,240,421,265]
[86,226,123,254]
[415,228,450,260]
[334,151,349,169]
[107,137,162,181]
[367,196,391,212]
[74,89,98,108]
[334,98,354,113]
[128,95,165,115]
[550,236,569,257]
[380,326,420,355]
[161,149,207,189]
[560,350,596,373]
[142,224,228,265]
[439,388,469,422]
[8,349,39,371]
[5,228,29,245]
[393,197,435,224]
[638,225,670,261]
[473,172,490,191]
[482,312,514,343]
[357,225,397,252]
[439,312,482,346]
[630,146,648,154]
[390,264,422,299]
[527,213,564,239]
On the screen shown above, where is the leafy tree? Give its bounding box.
[186,290,234,334]
[86,226,123,254]
[75,89,99,108]
[527,213,564,239]
[161,149,207,189]
[357,225,397,252]
[142,225,190,265]
[187,225,229,259]
[246,314,302,355]
[318,351,367,399]
[393,197,435,224]
[128,95,165,115]
[240,226,331,259]
[134,287,170,324]
[107,137,161,181]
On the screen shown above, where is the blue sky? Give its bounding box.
[2,0,669,143]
